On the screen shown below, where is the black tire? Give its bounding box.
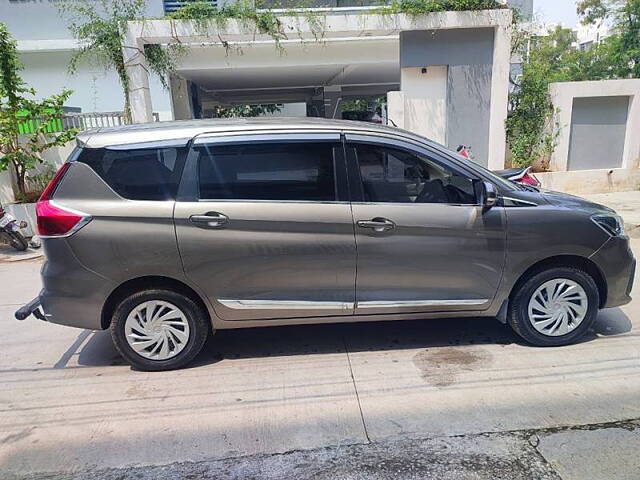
[110,289,210,371]
[508,267,599,347]
[8,230,28,252]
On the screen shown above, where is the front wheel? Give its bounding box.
[110,289,210,371]
[508,267,599,346]
[7,230,28,252]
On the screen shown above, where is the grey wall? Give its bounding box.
[446,64,492,166]
[401,28,494,68]
[568,96,630,171]
[400,28,494,166]
[1,0,165,41]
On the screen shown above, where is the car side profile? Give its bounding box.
[16,118,635,371]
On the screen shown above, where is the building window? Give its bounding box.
[163,0,217,14]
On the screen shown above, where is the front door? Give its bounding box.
[345,134,506,315]
[174,133,356,321]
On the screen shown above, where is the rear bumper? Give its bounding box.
[590,236,635,308]
[33,239,115,330]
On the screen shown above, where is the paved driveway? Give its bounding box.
[0,241,639,479]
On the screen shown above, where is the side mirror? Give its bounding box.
[482,181,498,209]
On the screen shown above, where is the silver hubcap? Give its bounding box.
[527,278,588,337]
[124,300,190,360]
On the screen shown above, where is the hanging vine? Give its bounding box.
[59,0,511,122]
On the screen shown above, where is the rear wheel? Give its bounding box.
[110,289,210,371]
[508,267,599,346]
[8,230,28,251]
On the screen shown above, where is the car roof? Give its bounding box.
[75,117,430,149]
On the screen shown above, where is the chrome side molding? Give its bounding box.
[218,299,355,312]
[218,299,489,311]
[356,299,489,309]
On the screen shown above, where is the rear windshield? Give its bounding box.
[76,146,187,200]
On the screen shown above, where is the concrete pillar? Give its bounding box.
[486,24,511,170]
[170,75,193,120]
[387,91,406,129]
[323,86,342,119]
[548,84,573,172]
[399,66,448,144]
[622,92,640,169]
[122,30,153,124]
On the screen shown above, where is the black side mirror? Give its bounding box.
[482,181,498,209]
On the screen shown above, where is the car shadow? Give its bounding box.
[70,308,633,369]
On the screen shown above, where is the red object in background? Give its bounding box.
[509,167,541,188]
[456,145,472,159]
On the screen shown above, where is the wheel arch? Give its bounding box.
[509,255,607,309]
[101,275,211,330]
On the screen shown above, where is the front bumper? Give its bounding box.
[590,236,635,308]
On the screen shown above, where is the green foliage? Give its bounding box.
[577,0,640,78]
[208,104,281,118]
[169,0,289,51]
[59,0,186,121]
[341,96,387,115]
[507,1,640,168]
[375,0,505,15]
[0,23,77,199]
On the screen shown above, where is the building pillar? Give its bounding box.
[486,24,511,170]
[323,86,342,119]
[548,84,573,172]
[170,75,193,120]
[122,30,153,124]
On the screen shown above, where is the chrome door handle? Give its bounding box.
[189,212,229,228]
[357,218,395,232]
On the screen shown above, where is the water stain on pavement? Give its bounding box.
[413,347,492,387]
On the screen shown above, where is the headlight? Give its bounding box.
[592,214,625,236]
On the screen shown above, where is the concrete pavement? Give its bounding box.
[1,201,639,478]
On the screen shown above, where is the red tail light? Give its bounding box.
[36,163,91,237]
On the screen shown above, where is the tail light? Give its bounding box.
[36,163,91,237]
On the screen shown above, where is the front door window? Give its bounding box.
[352,143,477,205]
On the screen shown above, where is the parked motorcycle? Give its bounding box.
[493,166,541,188]
[456,145,542,189]
[0,205,29,252]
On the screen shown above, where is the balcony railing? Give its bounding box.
[17,111,161,134]
[61,112,161,130]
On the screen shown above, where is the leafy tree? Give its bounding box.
[577,0,640,78]
[208,104,281,118]
[0,23,76,199]
[506,27,574,168]
[507,0,639,168]
[59,0,183,122]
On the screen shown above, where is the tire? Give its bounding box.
[8,230,28,252]
[110,289,210,371]
[508,267,599,347]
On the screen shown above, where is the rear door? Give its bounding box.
[174,132,356,321]
[345,134,506,315]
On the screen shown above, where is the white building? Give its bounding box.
[1,0,533,170]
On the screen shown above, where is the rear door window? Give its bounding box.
[76,146,186,200]
[195,142,339,201]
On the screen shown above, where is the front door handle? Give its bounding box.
[189,212,229,229]
[357,217,396,232]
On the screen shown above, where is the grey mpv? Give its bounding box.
[16,118,635,371]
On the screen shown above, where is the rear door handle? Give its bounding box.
[357,217,396,232]
[189,212,229,229]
